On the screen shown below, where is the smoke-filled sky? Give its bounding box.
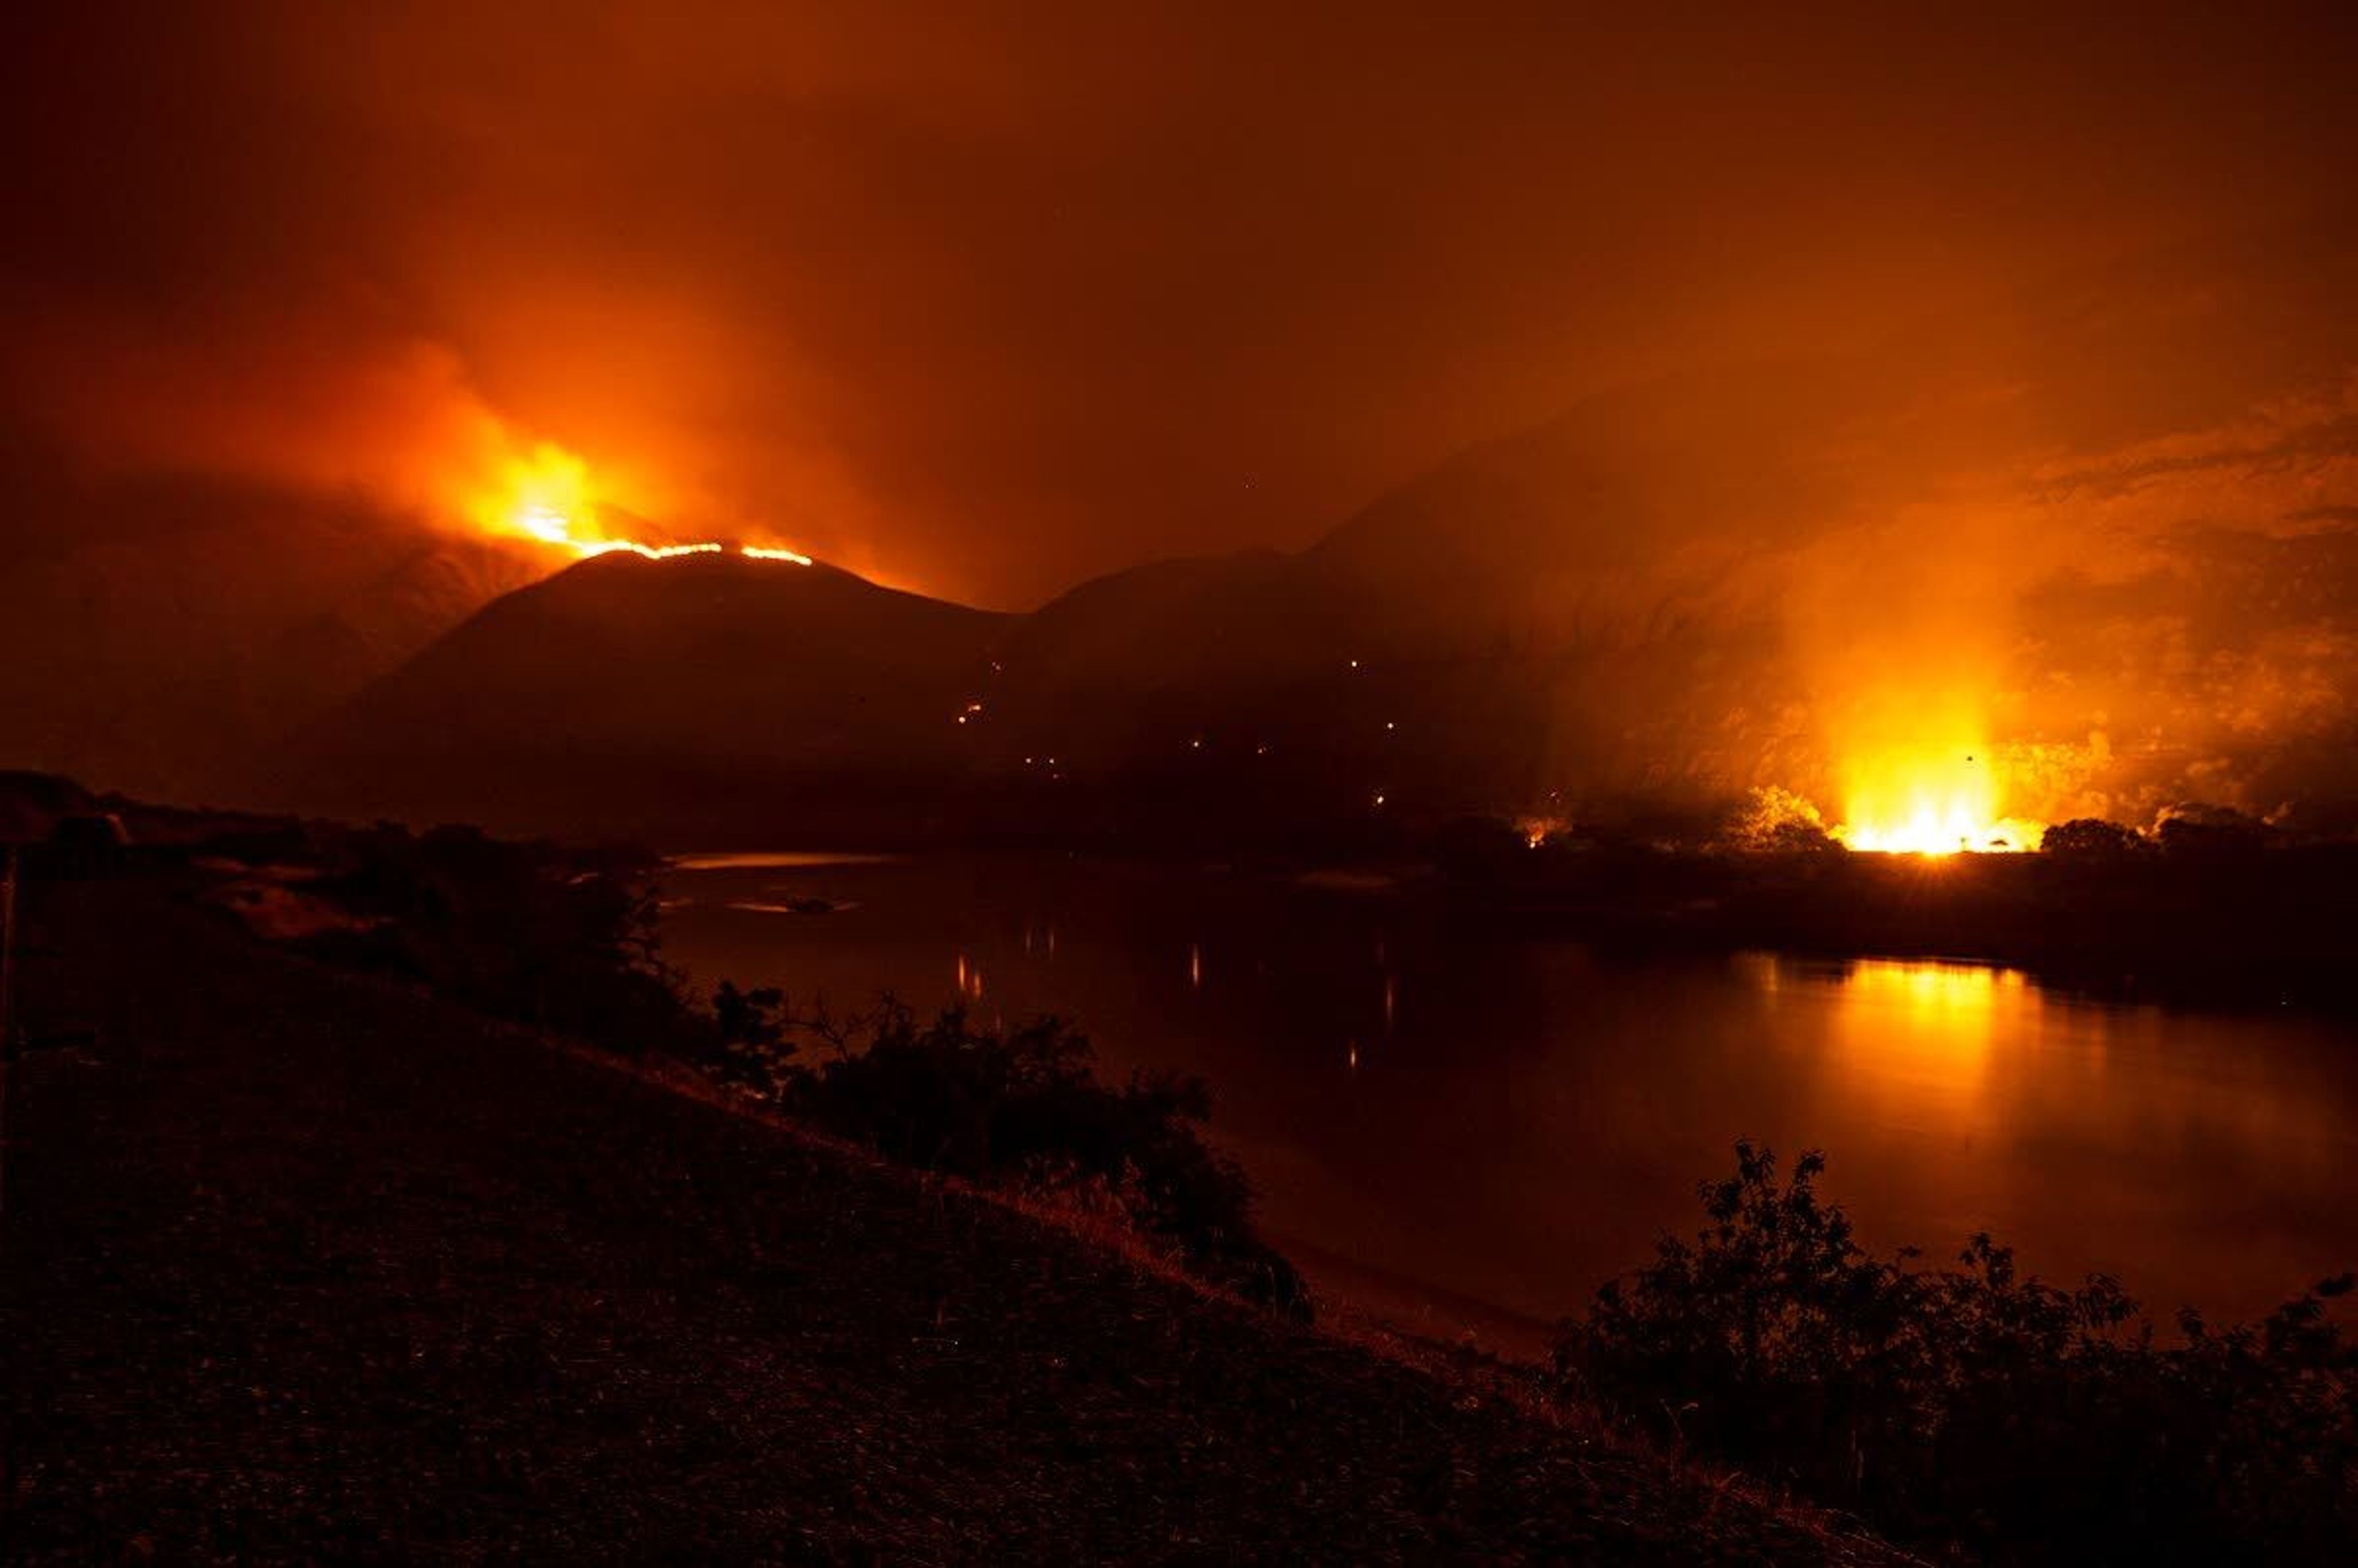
[7,1,2356,607]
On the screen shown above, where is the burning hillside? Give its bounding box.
[10,224,2358,840]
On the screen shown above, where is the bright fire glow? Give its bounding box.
[473,442,812,566]
[521,502,725,561]
[1834,744,2042,855]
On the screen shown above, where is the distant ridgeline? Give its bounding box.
[279,262,2358,844]
[13,225,2358,841]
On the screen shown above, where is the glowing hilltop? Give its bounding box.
[470,443,815,567]
[513,504,812,565]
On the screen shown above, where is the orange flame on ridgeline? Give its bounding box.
[472,442,812,566]
[516,503,724,559]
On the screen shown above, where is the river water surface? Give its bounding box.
[660,852,2358,1352]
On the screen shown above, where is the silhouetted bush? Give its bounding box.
[260,822,1306,1322]
[2037,817,2147,860]
[0,770,96,844]
[698,978,792,1091]
[765,1001,1309,1318]
[1723,786,1846,855]
[1556,1143,2357,1563]
[297,823,685,1058]
[2155,803,2273,864]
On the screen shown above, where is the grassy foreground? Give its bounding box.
[1,872,1904,1563]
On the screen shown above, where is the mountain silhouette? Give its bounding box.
[154,220,2358,839]
[286,551,1009,839]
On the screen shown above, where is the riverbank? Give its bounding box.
[1437,832,2358,1015]
[1,871,1906,1562]
[655,843,2358,1341]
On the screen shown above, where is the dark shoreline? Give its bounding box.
[1428,839,2358,1019]
[1,867,1907,1564]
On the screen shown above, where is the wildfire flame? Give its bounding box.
[473,442,812,567]
[1833,745,2041,855]
[518,502,723,560]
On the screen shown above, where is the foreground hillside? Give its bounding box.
[0,873,1902,1563]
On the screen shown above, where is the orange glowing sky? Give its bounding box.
[4,5,2357,823]
[6,5,2357,607]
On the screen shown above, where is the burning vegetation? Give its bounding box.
[468,442,817,567]
[1832,745,2044,855]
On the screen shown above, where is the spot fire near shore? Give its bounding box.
[1833,744,2043,855]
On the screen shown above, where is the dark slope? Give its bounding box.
[288,550,1010,837]
[990,549,1302,699]
[0,874,1907,1564]
[0,485,543,803]
[971,376,1824,828]
[975,549,1400,812]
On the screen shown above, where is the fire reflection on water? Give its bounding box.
[1746,954,2044,1114]
[664,856,2358,1340]
[1824,957,2029,1026]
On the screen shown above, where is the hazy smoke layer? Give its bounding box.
[2,6,2354,819]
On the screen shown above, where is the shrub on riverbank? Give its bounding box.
[1555,1143,2358,1562]
[697,993,1309,1318]
[243,821,1305,1318]
[290,823,683,1058]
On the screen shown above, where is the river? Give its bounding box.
[660,852,2358,1353]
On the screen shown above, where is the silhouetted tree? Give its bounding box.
[1724,786,1844,855]
[2155,804,2271,863]
[713,980,786,1049]
[2038,817,2146,860]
